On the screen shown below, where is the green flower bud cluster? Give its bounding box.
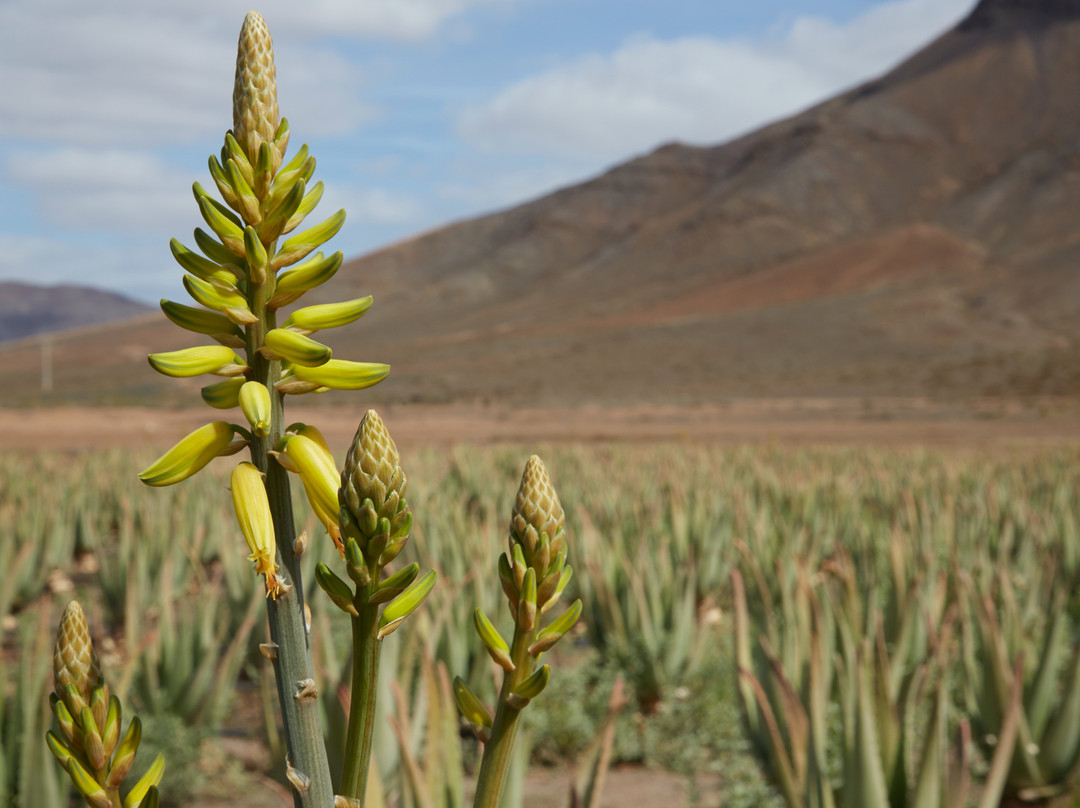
[314,410,435,637]
[138,9,390,593]
[340,409,412,567]
[456,456,582,748]
[318,409,438,801]
[503,456,575,623]
[47,602,163,808]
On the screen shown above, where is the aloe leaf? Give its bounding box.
[1037,643,1080,784]
[733,570,763,745]
[741,669,806,808]
[978,659,1024,808]
[1027,605,1068,743]
[909,677,946,808]
[851,646,889,808]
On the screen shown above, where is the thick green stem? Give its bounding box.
[473,626,534,808]
[249,275,334,808]
[340,577,382,800]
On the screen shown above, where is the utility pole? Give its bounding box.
[41,336,53,394]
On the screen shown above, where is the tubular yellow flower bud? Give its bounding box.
[147,345,246,378]
[230,461,283,597]
[239,381,272,437]
[160,299,243,340]
[201,377,245,409]
[45,730,74,771]
[283,180,322,233]
[67,757,111,808]
[473,607,514,672]
[315,563,358,616]
[106,715,141,789]
[258,176,306,244]
[233,10,280,169]
[244,225,268,282]
[282,434,343,554]
[528,599,583,657]
[259,328,332,366]
[453,677,493,730]
[270,250,343,304]
[138,421,238,486]
[124,752,165,808]
[182,274,258,326]
[508,664,551,709]
[283,296,373,335]
[294,423,332,454]
[53,601,102,707]
[377,569,436,639]
[271,209,346,270]
[266,145,310,208]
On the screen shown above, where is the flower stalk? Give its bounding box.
[463,456,581,808]
[341,574,381,800]
[332,410,436,800]
[134,10,393,806]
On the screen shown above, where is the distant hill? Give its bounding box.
[2,0,1080,407]
[0,283,151,343]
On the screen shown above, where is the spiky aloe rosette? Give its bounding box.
[457,456,582,808]
[47,602,163,808]
[134,10,389,805]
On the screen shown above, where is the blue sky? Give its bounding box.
[0,0,976,304]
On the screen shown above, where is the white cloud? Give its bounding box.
[265,0,511,41]
[321,183,427,228]
[0,235,87,284]
[458,0,975,162]
[0,5,225,145]
[438,159,595,211]
[783,0,972,82]
[6,149,198,232]
[0,0,502,146]
[0,233,155,296]
[2,144,429,297]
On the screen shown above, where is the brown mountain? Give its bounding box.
[3,0,1080,408]
[0,283,151,343]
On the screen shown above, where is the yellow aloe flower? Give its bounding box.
[238,381,272,437]
[230,461,284,597]
[282,433,343,554]
[138,422,239,486]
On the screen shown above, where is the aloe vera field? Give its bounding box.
[4,436,1080,807]
[9,1,1080,806]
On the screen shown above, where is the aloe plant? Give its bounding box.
[961,561,1080,802]
[388,654,465,808]
[733,543,1020,808]
[565,677,628,808]
[2,609,70,808]
[126,575,262,729]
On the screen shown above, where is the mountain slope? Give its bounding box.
[3,0,1080,407]
[0,283,152,343]
[312,0,1080,403]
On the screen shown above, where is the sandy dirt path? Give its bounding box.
[4,399,1080,451]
